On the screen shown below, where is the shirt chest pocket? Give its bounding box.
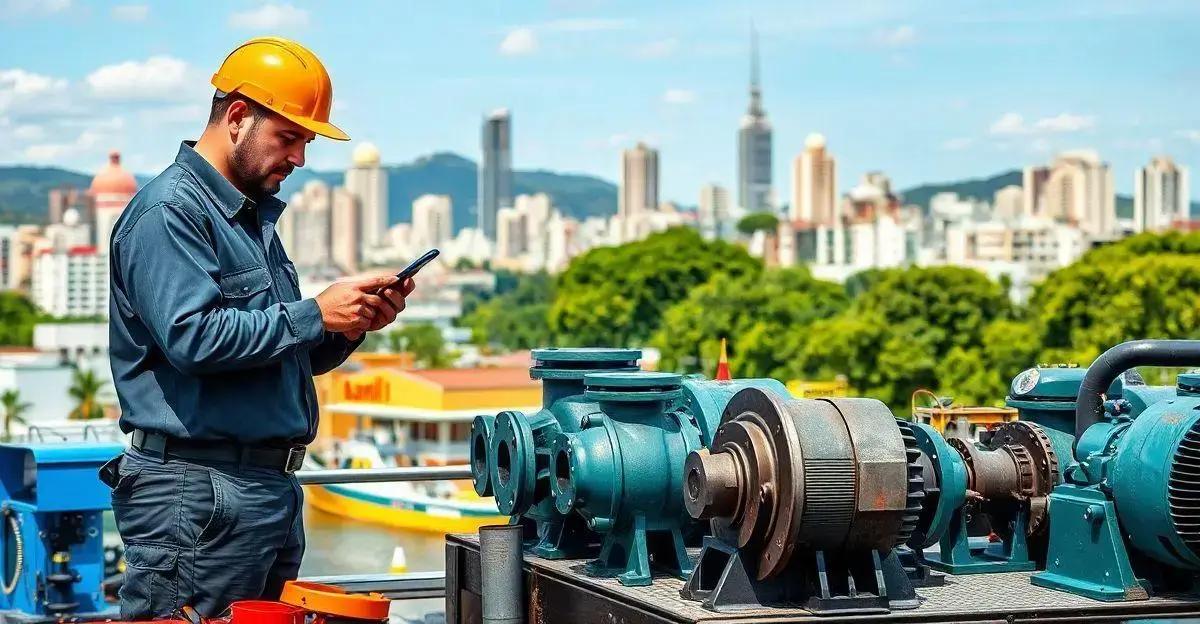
[218,265,273,309]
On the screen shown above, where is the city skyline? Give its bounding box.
[1,1,1198,204]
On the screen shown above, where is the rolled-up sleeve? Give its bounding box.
[114,201,325,375]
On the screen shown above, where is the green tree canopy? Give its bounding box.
[389,323,452,368]
[461,272,555,349]
[651,267,848,378]
[68,368,106,421]
[549,228,761,346]
[792,266,1011,411]
[736,213,780,235]
[0,292,41,346]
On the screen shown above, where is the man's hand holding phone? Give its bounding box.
[313,249,437,341]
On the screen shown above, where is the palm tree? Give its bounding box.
[0,390,29,441]
[68,368,106,421]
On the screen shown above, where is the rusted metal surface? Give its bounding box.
[683,389,914,581]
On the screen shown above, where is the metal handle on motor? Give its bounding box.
[1075,340,1200,443]
[479,524,524,624]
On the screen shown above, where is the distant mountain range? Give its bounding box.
[278,152,617,233]
[1,156,1194,227]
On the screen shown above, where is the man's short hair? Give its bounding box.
[207,90,269,126]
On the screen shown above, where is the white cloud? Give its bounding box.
[1034,113,1095,133]
[1,0,71,17]
[86,56,192,100]
[12,124,43,141]
[940,137,973,151]
[989,112,1027,135]
[989,112,1096,136]
[111,4,149,22]
[23,129,106,161]
[1178,130,1200,143]
[542,17,632,32]
[228,2,309,30]
[0,69,68,114]
[662,88,695,105]
[634,38,680,59]
[875,25,916,46]
[499,28,538,56]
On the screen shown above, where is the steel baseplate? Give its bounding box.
[1031,484,1151,601]
[926,505,1037,574]
[678,538,918,614]
[897,545,946,587]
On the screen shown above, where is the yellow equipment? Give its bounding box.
[786,376,850,398]
[910,388,1017,440]
[211,36,349,141]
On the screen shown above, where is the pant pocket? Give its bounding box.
[120,543,180,619]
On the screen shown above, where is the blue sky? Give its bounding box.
[1,0,1198,203]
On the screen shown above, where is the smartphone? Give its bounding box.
[378,248,440,293]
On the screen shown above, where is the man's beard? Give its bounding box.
[230,123,290,197]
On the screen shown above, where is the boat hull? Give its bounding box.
[306,482,508,534]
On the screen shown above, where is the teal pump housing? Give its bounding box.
[468,347,789,586]
[1033,340,1200,601]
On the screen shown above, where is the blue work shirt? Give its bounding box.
[109,141,361,444]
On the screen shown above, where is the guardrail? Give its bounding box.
[294,465,472,485]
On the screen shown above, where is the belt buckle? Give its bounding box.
[284,447,306,473]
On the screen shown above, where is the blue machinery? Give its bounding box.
[0,442,122,620]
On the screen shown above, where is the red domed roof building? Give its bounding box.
[89,151,137,255]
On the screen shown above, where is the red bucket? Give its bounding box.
[230,601,305,624]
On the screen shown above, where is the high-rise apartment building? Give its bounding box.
[619,142,659,242]
[330,187,360,274]
[699,184,730,241]
[479,109,513,240]
[344,142,388,253]
[1134,156,1190,232]
[31,246,109,318]
[289,180,332,268]
[791,133,836,225]
[412,194,454,250]
[737,27,773,214]
[993,185,1024,221]
[1038,150,1115,238]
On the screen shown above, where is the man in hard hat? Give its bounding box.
[103,37,403,618]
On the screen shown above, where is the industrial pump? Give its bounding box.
[679,389,923,613]
[469,347,788,586]
[1032,340,1200,601]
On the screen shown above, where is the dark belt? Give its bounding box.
[130,429,306,473]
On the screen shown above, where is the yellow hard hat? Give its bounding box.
[211,36,349,141]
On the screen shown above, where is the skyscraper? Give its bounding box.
[330,187,360,274]
[791,133,836,225]
[738,26,773,214]
[619,142,659,241]
[479,109,513,241]
[1038,150,1115,238]
[1135,156,1190,232]
[698,183,729,241]
[344,142,387,253]
[289,180,332,268]
[412,194,453,250]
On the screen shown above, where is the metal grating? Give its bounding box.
[455,535,1200,622]
[1169,420,1200,558]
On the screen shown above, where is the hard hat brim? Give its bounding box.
[278,109,350,141]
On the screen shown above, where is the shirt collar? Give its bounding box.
[175,141,286,218]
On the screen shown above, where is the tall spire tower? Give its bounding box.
[738,23,774,215]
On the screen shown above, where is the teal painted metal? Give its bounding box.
[550,372,697,586]
[1034,372,1200,601]
[1006,366,1086,435]
[1031,484,1149,600]
[908,423,967,550]
[471,348,642,559]
[468,346,790,583]
[914,418,1072,575]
